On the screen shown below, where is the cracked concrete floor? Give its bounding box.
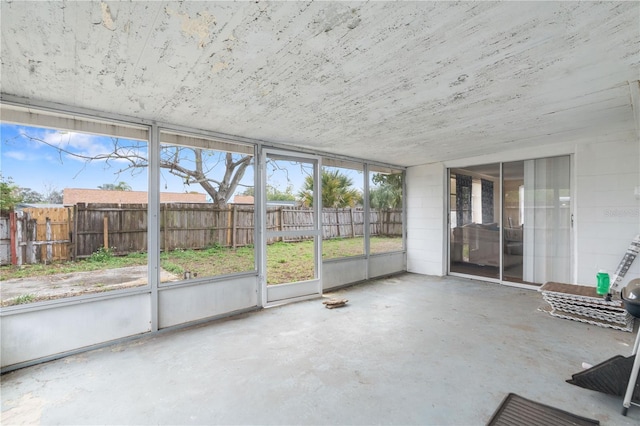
[1,274,640,425]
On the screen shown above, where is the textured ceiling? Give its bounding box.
[1,1,638,167]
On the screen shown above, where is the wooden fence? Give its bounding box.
[0,209,72,266]
[0,204,402,264]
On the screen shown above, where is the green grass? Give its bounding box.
[7,294,36,306]
[266,240,314,284]
[0,237,403,301]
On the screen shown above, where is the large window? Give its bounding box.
[1,112,150,306]
[321,159,365,260]
[368,167,404,254]
[158,131,255,284]
[1,106,407,308]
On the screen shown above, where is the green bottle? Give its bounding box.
[596,270,610,295]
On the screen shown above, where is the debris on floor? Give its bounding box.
[323,298,348,309]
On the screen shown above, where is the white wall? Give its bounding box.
[406,163,446,276]
[574,130,640,287]
[406,130,640,288]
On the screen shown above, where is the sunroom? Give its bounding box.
[1,2,639,423]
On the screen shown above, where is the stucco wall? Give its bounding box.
[406,163,445,276]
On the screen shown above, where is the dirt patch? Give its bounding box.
[0,266,180,306]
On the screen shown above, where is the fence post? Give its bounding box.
[350,208,355,237]
[103,215,109,249]
[226,207,232,247]
[9,211,17,265]
[161,204,166,252]
[15,212,24,266]
[73,205,79,261]
[23,215,36,264]
[45,217,52,263]
[67,207,73,261]
[232,205,238,249]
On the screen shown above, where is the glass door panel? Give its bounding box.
[449,164,500,279]
[521,156,571,284]
[262,150,321,304]
[502,161,525,283]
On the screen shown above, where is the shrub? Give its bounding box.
[11,294,36,305]
[89,246,115,263]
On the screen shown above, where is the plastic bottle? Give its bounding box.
[596,270,610,295]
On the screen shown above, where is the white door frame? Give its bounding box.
[260,148,322,306]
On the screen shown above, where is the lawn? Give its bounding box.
[0,237,402,305]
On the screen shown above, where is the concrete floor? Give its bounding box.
[2,273,640,425]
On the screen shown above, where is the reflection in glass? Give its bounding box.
[502,161,525,283]
[450,157,571,285]
[449,164,500,279]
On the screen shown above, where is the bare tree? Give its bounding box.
[20,135,251,208]
[42,183,63,204]
[97,182,132,191]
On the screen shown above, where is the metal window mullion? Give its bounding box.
[315,157,322,285]
[499,163,504,283]
[402,169,407,255]
[258,146,267,307]
[148,123,160,332]
[364,164,371,278]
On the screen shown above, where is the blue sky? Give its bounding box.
[1,123,152,194]
[1,123,263,201]
[1,123,365,202]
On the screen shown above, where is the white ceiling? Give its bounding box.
[1,1,638,167]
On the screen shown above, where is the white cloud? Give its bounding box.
[5,124,147,166]
[3,151,27,161]
[42,131,113,159]
[39,131,145,165]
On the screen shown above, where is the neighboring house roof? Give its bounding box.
[63,188,208,205]
[230,195,298,207]
[232,195,254,205]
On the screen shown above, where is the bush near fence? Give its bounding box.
[0,203,402,265]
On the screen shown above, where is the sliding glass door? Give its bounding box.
[520,156,572,284]
[449,156,571,285]
[449,164,500,279]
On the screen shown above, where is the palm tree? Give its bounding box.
[369,173,403,209]
[298,170,361,208]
